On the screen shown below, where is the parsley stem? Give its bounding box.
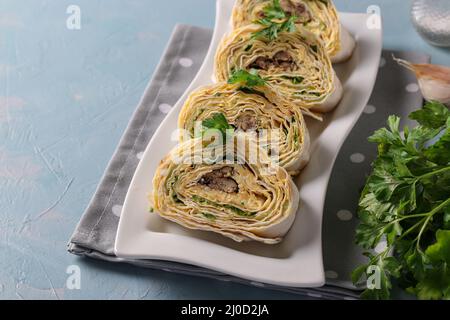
[427,196,450,216]
[392,197,450,246]
[373,197,450,246]
[396,212,430,220]
[402,197,450,251]
[397,197,450,221]
[370,246,394,266]
[397,217,427,241]
[369,214,425,237]
[416,215,432,251]
[418,165,450,180]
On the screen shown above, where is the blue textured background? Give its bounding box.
[0,0,448,299]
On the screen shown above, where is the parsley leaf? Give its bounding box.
[413,264,450,300]
[425,229,450,264]
[252,15,297,41]
[409,101,450,129]
[262,0,286,20]
[412,230,450,300]
[228,69,266,87]
[202,113,234,140]
[252,0,297,40]
[424,128,450,165]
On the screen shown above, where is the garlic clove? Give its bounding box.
[394,57,450,106]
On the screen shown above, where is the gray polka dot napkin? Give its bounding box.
[68,24,429,299]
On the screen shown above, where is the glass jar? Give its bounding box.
[411,0,450,47]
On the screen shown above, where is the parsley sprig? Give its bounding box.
[352,101,450,300]
[228,69,266,87]
[202,113,233,132]
[202,113,234,141]
[252,0,297,40]
[263,0,287,20]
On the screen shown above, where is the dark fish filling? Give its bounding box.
[235,114,257,131]
[279,0,312,23]
[198,167,239,193]
[248,51,296,71]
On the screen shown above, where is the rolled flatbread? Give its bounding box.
[151,135,300,244]
[214,24,343,115]
[231,0,355,63]
[178,82,310,175]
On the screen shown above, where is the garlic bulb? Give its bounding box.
[394,57,450,106]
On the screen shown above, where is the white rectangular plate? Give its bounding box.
[115,0,382,287]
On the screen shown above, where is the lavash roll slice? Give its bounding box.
[214,24,343,116]
[177,82,310,175]
[151,135,300,244]
[231,0,355,63]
